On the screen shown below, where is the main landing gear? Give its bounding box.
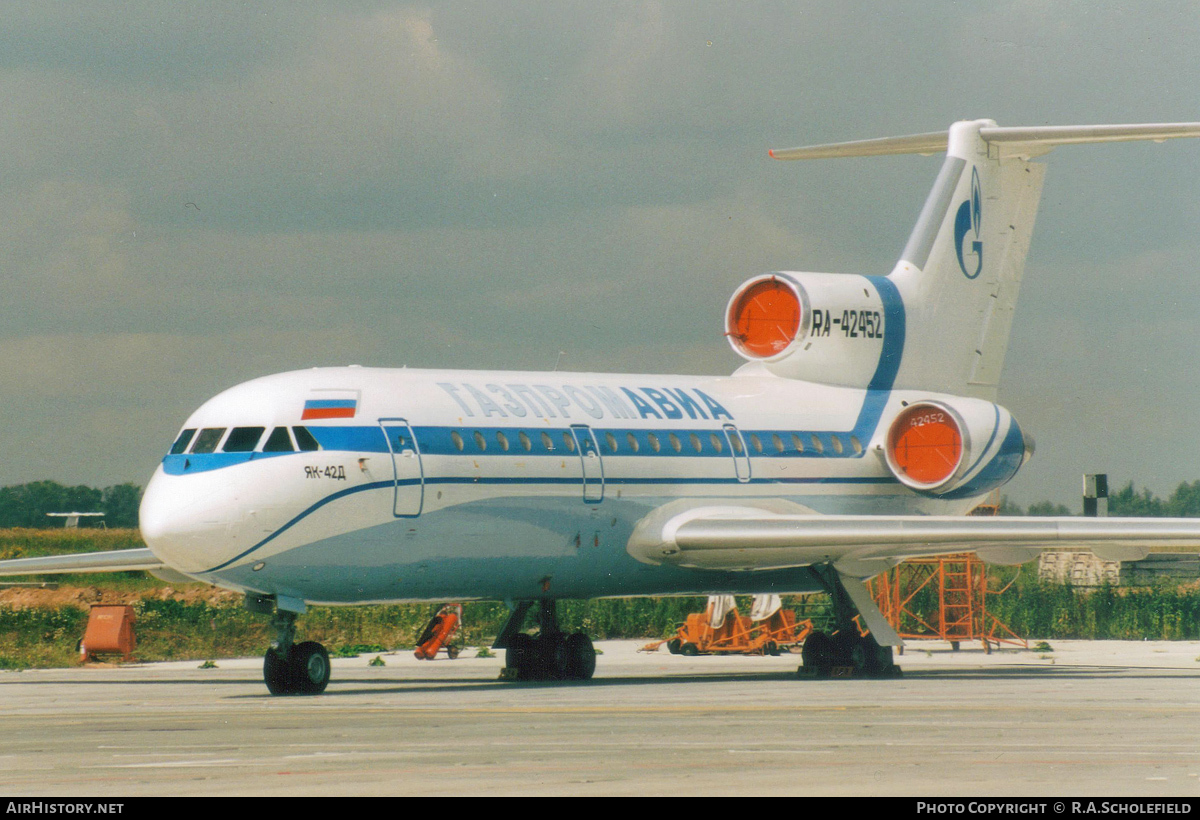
[798,565,902,680]
[495,600,596,681]
[250,597,331,696]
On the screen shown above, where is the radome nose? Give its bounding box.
[139,466,237,574]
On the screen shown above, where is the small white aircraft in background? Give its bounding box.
[6,119,1200,695]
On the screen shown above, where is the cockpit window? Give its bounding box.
[169,429,196,455]
[292,426,321,452]
[223,426,265,453]
[262,427,295,452]
[191,428,226,454]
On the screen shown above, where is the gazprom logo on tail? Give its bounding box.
[954,167,983,279]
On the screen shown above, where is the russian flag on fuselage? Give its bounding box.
[302,399,358,420]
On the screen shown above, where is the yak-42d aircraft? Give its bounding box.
[6,118,1200,695]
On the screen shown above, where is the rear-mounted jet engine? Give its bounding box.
[882,399,1032,498]
[725,272,889,388]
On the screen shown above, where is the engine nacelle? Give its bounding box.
[725,272,892,387]
[881,398,1032,498]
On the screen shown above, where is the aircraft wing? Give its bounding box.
[629,508,1200,576]
[0,548,165,576]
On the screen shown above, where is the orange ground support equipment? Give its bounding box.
[414,603,463,660]
[81,604,136,663]
[644,597,813,656]
[866,554,1026,651]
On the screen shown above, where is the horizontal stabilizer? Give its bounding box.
[0,548,164,576]
[770,122,1200,160]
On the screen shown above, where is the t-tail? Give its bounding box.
[768,120,1200,400]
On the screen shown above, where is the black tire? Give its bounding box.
[507,633,535,679]
[565,633,596,680]
[679,642,699,657]
[666,638,682,655]
[831,629,861,666]
[264,648,292,695]
[290,641,331,695]
[447,645,461,660]
[800,631,835,677]
[537,632,567,680]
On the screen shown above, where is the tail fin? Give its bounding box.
[771,120,1200,399]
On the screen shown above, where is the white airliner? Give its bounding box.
[6,118,1200,695]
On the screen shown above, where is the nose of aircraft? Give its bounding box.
[139,466,241,574]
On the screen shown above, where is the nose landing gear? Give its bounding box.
[264,639,331,695]
[251,596,331,696]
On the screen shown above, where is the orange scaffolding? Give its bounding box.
[866,553,1027,652]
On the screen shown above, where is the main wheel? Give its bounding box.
[536,632,567,680]
[800,631,835,677]
[507,633,535,679]
[564,633,596,680]
[290,641,331,695]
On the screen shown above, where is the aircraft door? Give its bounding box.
[722,424,752,483]
[569,424,604,503]
[379,418,424,517]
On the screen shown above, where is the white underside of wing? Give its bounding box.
[628,508,1200,576]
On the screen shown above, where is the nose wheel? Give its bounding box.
[264,640,331,695]
[253,599,331,696]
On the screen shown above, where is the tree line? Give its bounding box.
[0,481,142,529]
[1001,480,1200,518]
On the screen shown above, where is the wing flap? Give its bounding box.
[0,548,164,576]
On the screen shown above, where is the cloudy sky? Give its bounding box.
[1,2,1198,508]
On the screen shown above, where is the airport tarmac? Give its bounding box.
[1,639,1199,797]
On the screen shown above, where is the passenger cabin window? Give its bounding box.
[473,431,487,451]
[562,432,577,453]
[647,433,661,453]
[519,432,532,452]
[292,426,321,451]
[191,428,226,454]
[669,433,682,453]
[223,427,265,453]
[451,431,465,451]
[170,429,196,455]
[541,432,554,451]
[263,427,295,452]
